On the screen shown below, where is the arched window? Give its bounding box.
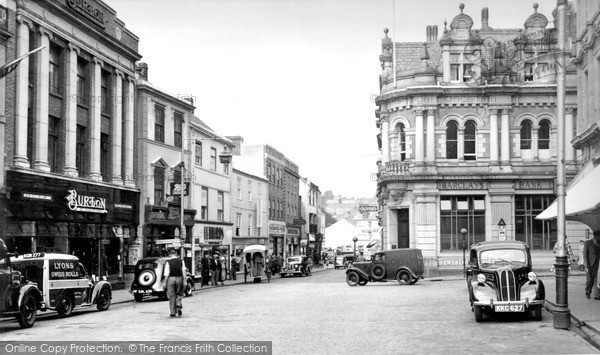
[397,123,406,161]
[464,120,477,160]
[446,121,458,159]
[538,119,550,150]
[520,120,532,150]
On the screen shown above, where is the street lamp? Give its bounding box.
[460,228,467,279]
[352,236,358,263]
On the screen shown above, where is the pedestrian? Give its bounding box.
[201,253,210,286]
[162,248,185,317]
[551,236,573,273]
[230,253,239,280]
[578,240,586,271]
[583,231,600,300]
[210,253,218,286]
[219,255,227,286]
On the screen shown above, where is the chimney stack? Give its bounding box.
[137,62,148,81]
[482,7,490,29]
[225,136,244,156]
[426,25,438,42]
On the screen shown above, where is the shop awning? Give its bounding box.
[536,164,600,220]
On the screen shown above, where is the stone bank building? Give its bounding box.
[374,4,582,273]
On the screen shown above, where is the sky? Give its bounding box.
[106,0,556,198]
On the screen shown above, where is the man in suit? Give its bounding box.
[163,249,185,317]
[583,231,600,299]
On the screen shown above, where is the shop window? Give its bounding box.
[48,117,59,172]
[446,121,458,159]
[201,187,208,220]
[174,111,183,148]
[49,44,62,95]
[538,119,550,150]
[515,195,556,250]
[154,105,165,143]
[520,120,532,150]
[464,120,477,160]
[440,196,485,250]
[154,167,165,204]
[195,141,202,165]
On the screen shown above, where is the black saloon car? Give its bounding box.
[345,249,424,286]
[467,241,545,322]
[130,257,194,302]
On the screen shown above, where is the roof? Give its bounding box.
[190,115,233,146]
[11,253,79,262]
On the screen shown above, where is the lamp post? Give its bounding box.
[460,228,467,279]
[352,236,358,263]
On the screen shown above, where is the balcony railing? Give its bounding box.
[382,161,414,175]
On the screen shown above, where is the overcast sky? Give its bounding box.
[106,0,556,198]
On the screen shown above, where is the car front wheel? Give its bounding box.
[16,293,37,328]
[56,294,74,317]
[346,271,360,286]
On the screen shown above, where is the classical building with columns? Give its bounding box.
[375,4,582,274]
[1,0,141,286]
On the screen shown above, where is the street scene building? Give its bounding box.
[299,177,323,258]
[1,0,141,286]
[375,4,584,274]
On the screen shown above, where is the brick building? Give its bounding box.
[375,4,583,274]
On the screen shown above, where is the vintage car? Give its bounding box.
[0,239,43,328]
[467,241,545,322]
[130,257,195,302]
[280,256,311,277]
[1,252,111,327]
[346,249,424,286]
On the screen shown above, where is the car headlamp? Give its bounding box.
[528,272,537,282]
[477,274,486,283]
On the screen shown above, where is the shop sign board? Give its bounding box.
[65,189,107,214]
[359,205,379,213]
[437,181,487,190]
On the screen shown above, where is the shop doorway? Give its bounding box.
[397,209,410,248]
[70,238,98,276]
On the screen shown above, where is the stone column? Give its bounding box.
[381,111,390,164]
[64,43,79,176]
[14,15,32,168]
[89,57,104,181]
[489,107,499,165]
[458,127,465,161]
[124,76,135,187]
[426,108,436,164]
[34,26,51,172]
[414,108,424,165]
[565,107,575,162]
[112,69,124,184]
[532,127,539,161]
[500,107,511,165]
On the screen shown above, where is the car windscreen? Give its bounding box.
[479,249,527,267]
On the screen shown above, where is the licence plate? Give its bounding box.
[495,305,524,312]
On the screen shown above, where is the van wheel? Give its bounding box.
[474,305,484,322]
[96,288,111,311]
[371,265,386,280]
[346,271,360,286]
[16,293,37,328]
[57,294,74,317]
[133,294,144,302]
[396,271,411,285]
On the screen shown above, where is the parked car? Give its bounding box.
[0,239,43,328]
[1,251,111,327]
[130,257,195,302]
[467,241,545,322]
[346,249,424,286]
[280,256,311,277]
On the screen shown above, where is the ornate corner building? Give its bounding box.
[374,4,583,274]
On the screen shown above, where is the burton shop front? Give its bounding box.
[4,170,139,285]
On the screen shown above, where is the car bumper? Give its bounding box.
[473,299,544,310]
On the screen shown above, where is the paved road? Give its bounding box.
[1,269,597,354]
